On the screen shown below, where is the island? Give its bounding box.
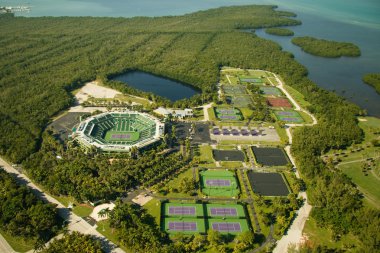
[363,73,380,94]
[265,27,294,36]
[291,36,361,57]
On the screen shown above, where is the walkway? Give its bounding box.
[271,73,317,253]
[0,158,124,253]
[202,102,213,121]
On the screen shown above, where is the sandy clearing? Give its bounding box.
[75,81,121,104]
[90,203,116,221]
[132,194,153,206]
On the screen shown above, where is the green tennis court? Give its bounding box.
[260,86,283,96]
[164,218,206,234]
[239,76,263,83]
[200,170,240,197]
[206,204,246,218]
[214,107,243,121]
[104,131,140,142]
[208,218,250,234]
[274,110,304,123]
[163,203,204,217]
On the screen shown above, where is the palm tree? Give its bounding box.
[98,207,110,231]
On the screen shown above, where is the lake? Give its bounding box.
[5,0,380,116]
[111,71,200,102]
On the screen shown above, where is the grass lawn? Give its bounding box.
[283,84,311,109]
[96,220,130,253]
[324,117,380,208]
[303,217,360,250]
[73,205,94,217]
[143,198,161,225]
[220,161,244,168]
[0,229,35,252]
[240,107,254,119]
[274,123,289,145]
[298,110,314,124]
[199,145,214,163]
[115,93,151,107]
[339,162,380,209]
[53,195,93,217]
[207,107,217,121]
[158,167,197,198]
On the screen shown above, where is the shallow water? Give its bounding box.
[111,70,200,102]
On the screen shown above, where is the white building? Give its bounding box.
[154,107,193,119]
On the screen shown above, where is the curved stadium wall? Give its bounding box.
[74,111,164,152]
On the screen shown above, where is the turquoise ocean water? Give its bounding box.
[2,0,380,116]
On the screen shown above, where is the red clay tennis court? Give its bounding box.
[266,98,292,108]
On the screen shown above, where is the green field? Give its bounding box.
[200,169,240,197]
[340,162,380,209]
[104,131,140,142]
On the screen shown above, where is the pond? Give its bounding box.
[111,70,200,102]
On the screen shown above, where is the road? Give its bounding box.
[270,73,316,253]
[0,157,124,253]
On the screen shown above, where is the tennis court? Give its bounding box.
[274,110,304,123]
[260,86,283,96]
[161,203,249,235]
[213,149,245,162]
[267,98,293,108]
[104,131,140,142]
[247,172,289,196]
[223,85,248,95]
[163,203,204,217]
[239,76,263,84]
[251,146,289,166]
[231,95,252,107]
[208,219,250,234]
[214,107,243,121]
[206,204,245,218]
[200,170,240,197]
[164,218,206,234]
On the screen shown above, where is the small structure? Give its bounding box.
[154,107,193,119]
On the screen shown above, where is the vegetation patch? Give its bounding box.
[291,36,361,58]
[265,27,294,36]
[362,73,380,94]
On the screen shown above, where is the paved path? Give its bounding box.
[202,103,213,121]
[0,158,124,253]
[0,232,16,253]
[265,72,317,252]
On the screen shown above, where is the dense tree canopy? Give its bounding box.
[0,168,59,242]
[0,5,377,251]
[291,36,361,58]
[39,232,104,253]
